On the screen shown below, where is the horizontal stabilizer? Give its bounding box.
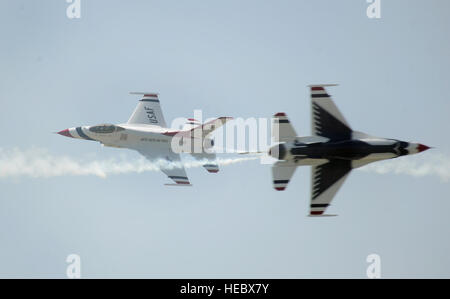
[182,118,202,131]
[164,183,193,187]
[272,113,297,142]
[190,152,220,173]
[203,164,219,173]
[272,161,297,191]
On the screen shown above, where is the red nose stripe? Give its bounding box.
[57,129,73,138]
[417,144,430,153]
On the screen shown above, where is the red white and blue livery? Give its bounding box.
[57,92,232,185]
[269,85,430,216]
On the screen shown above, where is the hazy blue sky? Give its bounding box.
[1,0,449,278]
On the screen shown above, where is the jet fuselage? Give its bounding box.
[58,123,215,153]
[270,139,428,162]
[270,138,429,164]
[58,124,175,151]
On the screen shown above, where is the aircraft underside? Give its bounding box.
[270,85,430,216]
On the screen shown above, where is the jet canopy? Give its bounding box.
[89,124,125,134]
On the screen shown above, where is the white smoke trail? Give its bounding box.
[0,147,258,179]
[359,152,450,183]
[2,147,447,182]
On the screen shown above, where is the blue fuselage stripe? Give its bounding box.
[76,127,95,141]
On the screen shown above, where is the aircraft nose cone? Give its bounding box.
[57,129,73,138]
[417,144,430,153]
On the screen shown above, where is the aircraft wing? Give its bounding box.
[137,146,191,186]
[310,159,351,216]
[128,93,167,127]
[309,84,352,141]
[190,117,233,139]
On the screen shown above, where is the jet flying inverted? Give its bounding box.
[57,93,232,185]
[269,85,430,216]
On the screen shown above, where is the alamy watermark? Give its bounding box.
[66,254,81,278]
[66,0,81,19]
[366,253,381,278]
[366,0,381,19]
[166,110,278,164]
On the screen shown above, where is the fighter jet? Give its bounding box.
[269,84,430,216]
[57,92,232,185]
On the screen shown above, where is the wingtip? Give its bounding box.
[307,84,339,88]
[164,183,193,187]
[308,214,338,217]
[129,92,159,96]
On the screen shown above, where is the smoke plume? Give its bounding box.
[359,152,450,182]
[0,147,258,179]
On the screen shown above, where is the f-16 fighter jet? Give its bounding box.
[269,85,430,216]
[57,93,232,186]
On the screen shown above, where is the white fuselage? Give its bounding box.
[61,124,174,151]
[60,123,214,155]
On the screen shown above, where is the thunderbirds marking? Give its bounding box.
[57,93,232,185]
[269,85,430,216]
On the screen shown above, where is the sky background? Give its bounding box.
[1,0,450,278]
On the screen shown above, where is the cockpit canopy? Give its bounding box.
[89,124,125,134]
[396,141,409,148]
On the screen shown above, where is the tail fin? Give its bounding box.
[272,113,298,142]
